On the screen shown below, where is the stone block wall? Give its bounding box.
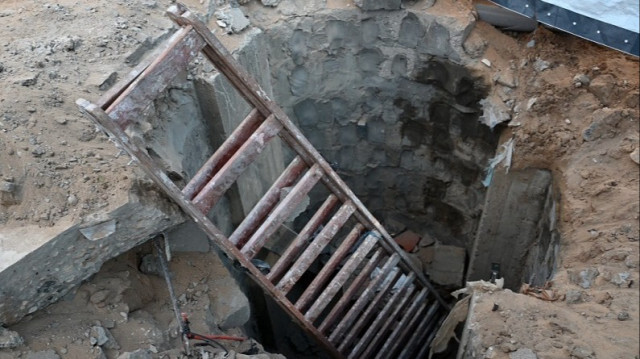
[264,9,498,249]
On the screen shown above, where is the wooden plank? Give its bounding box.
[305,237,379,324]
[358,281,418,359]
[276,201,356,294]
[295,223,364,312]
[396,301,440,359]
[166,4,449,310]
[336,268,403,351]
[350,275,416,359]
[76,99,344,359]
[267,195,339,283]
[105,27,205,128]
[192,115,282,214]
[327,253,400,344]
[240,163,324,259]
[228,156,307,247]
[377,289,428,358]
[182,109,264,200]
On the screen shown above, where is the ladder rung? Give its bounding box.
[396,301,440,359]
[377,289,428,358]
[267,195,339,283]
[327,253,400,343]
[295,223,364,312]
[357,279,417,359]
[106,27,205,128]
[305,236,379,324]
[192,115,282,214]
[336,267,403,350]
[228,156,307,247]
[276,201,356,294]
[241,163,324,259]
[182,109,264,200]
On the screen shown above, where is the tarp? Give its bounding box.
[488,0,639,56]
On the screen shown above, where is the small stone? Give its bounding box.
[25,350,60,359]
[31,146,46,157]
[617,311,630,321]
[60,348,67,354]
[14,73,39,87]
[573,74,591,87]
[533,58,550,72]
[565,290,583,304]
[260,0,281,6]
[481,58,492,67]
[509,348,537,359]
[91,326,119,349]
[610,272,631,287]
[526,40,535,48]
[67,194,78,206]
[89,337,98,346]
[570,345,594,359]
[55,118,67,125]
[90,290,110,304]
[117,349,152,359]
[214,7,250,34]
[0,326,24,349]
[630,148,639,165]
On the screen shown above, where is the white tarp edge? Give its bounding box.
[542,0,639,33]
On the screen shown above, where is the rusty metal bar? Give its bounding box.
[241,163,324,259]
[295,223,364,312]
[267,195,339,283]
[182,109,264,200]
[276,201,356,294]
[327,253,400,344]
[192,115,282,214]
[306,236,379,324]
[75,100,344,359]
[396,301,440,359]
[377,289,429,358]
[228,156,307,247]
[415,317,442,359]
[337,268,403,351]
[105,27,205,129]
[165,5,449,310]
[358,281,418,359]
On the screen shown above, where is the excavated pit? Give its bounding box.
[136,8,559,357]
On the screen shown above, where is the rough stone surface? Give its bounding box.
[0,326,24,349]
[265,9,497,250]
[215,7,250,33]
[354,0,401,10]
[208,275,251,330]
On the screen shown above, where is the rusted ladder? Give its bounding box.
[77,4,449,358]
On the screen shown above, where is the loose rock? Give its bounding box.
[509,348,537,359]
[617,311,630,321]
[0,326,24,349]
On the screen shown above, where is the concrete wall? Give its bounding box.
[264,9,498,249]
[466,168,560,290]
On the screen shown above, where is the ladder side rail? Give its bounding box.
[76,99,344,359]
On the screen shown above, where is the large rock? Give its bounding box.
[208,276,251,330]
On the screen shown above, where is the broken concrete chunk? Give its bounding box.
[86,71,118,91]
[214,7,250,34]
[0,326,24,349]
[79,219,117,241]
[90,326,119,349]
[479,94,511,129]
[354,0,401,10]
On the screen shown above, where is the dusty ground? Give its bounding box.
[0,0,638,358]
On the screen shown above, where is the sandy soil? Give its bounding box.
[0,0,638,358]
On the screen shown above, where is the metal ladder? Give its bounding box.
[77,4,449,358]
